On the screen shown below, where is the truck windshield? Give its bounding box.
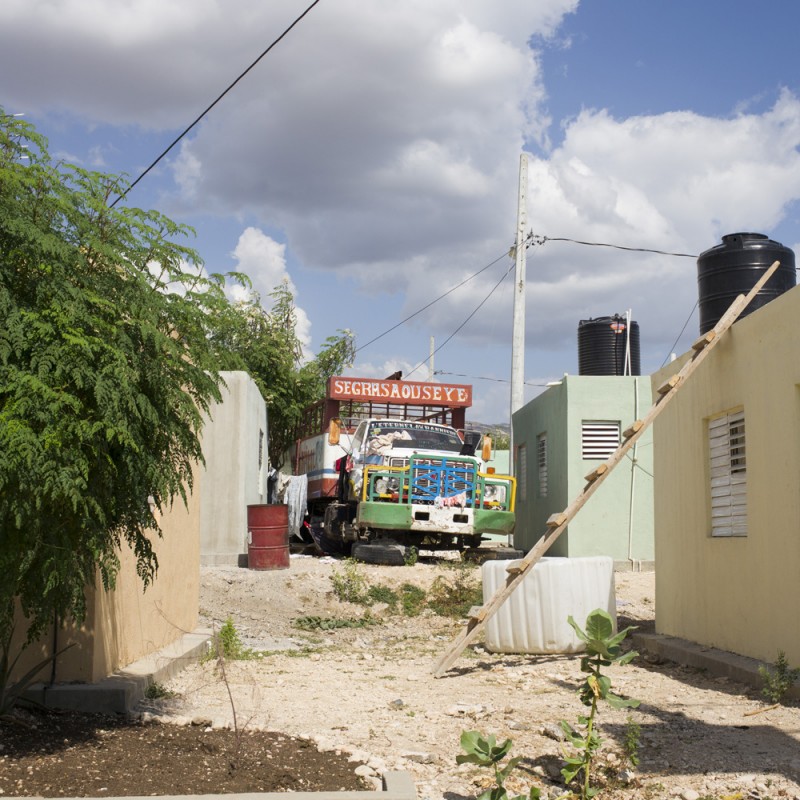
[368,422,464,453]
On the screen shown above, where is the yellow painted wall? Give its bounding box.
[10,467,201,684]
[652,285,800,664]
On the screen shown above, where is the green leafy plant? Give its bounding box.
[145,681,177,700]
[759,650,800,704]
[367,584,399,608]
[622,714,641,768]
[456,731,541,800]
[399,583,427,616]
[330,559,370,604]
[560,609,639,800]
[428,560,483,617]
[203,617,258,662]
[292,615,379,630]
[403,546,419,567]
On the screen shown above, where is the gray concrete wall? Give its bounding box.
[200,372,268,565]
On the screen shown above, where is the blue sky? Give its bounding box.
[3,1,800,423]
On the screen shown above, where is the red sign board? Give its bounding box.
[328,376,472,408]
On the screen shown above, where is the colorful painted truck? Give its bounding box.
[292,375,516,563]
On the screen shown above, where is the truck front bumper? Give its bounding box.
[357,502,515,536]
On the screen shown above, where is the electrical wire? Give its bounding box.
[660,299,698,367]
[435,370,554,387]
[404,261,514,379]
[355,249,511,353]
[533,234,698,259]
[109,0,323,207]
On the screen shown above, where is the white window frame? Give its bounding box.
[536,433,548,497]
[709,409,747,538]
[581,421,621,460]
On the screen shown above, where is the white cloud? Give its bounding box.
[4,0,800,405]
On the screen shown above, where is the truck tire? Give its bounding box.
[352,541,407,567]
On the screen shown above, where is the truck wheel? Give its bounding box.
[352,541,407,567]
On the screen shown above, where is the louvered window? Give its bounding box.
[537,433,548,497]
[516,443,527,503]
[581,421,620,460]
[709,410,747,537]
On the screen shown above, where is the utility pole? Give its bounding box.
[509,154,528,469]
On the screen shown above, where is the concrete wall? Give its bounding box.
[11,466,202,684]
[651,284,800,665]
[513,375,654,563]
[200,371,268,566]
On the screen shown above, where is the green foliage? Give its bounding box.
[623,714,641,768]
[399,583,427,616]
[330,559,371,604]
[428,560,483,618]
[292,614,379,630]
[0,110,241,701]
[145,681,177,700]
[759,650,800,704]
[205,618,258,661]
[560,609,639,800]
[456,731,541,800]
[403,546,419,567]
[209,282,355,470]
[367,584,399,608]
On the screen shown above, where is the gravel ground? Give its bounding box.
[141,554,800,800]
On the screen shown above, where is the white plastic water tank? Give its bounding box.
[481,556,616,654]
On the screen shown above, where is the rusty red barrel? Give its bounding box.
[247,504,290,570]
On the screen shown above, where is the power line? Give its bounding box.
[660,299,698,367]
[435,370,554,387]
[531,234,698,259]
[109,0,323,207]
[405,261,514,379]
[355,249,511,353]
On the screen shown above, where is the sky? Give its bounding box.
[3,0,800,423]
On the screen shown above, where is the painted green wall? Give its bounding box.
[512,375,654,562]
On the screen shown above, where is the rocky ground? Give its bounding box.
[148,554,800,800]
[4,552,799,800]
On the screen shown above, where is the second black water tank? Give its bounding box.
[697,232,796,334]
[578,315,641,376]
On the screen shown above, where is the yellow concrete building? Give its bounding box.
[652,284,800,665]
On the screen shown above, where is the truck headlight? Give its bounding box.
[484,484,506,504]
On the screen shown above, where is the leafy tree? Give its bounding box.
[0,111,233,688]
[209,281,355,470]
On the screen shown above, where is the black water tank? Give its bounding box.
[697,232,796,334]
[578,315,641,376]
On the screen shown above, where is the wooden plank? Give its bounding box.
[623,420,643,439]
[546,512,567,528]
[430,260,780,678]
[692,330,716,351]
[584,463,608,483]
[657,374,681,395]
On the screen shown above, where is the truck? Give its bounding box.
[291,375,516,564]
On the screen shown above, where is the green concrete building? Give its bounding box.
[511,374,654,566]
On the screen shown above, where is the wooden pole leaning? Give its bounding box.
[431,260,781,678]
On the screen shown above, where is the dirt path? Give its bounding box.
[145,556,800,800]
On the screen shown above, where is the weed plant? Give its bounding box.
[293,614,379,631]
[456,731,541,800]
[203,617,259,662]
[330,559,370,604]
[428,559,483,618]
[759,650,800,704]
[560,609,639,800]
